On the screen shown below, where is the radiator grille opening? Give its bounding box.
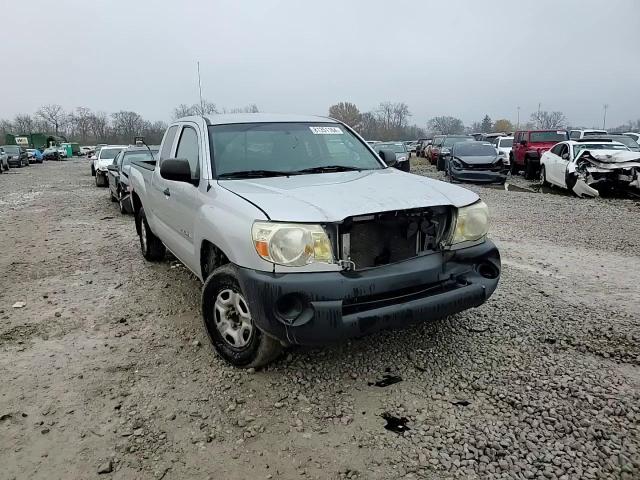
[338,207,452,270]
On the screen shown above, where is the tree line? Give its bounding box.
[0,99,261,146]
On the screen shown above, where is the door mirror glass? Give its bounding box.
[160,158,194,184]
[561,153,569,160]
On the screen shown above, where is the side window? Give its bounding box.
[175,126,200,181]
[569,130,579,140]
[159,125,179,163]
[559,144,569,159]
[550,144,563,155]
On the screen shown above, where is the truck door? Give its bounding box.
[514,132,526,166]
[157,123,202,271]
[149,125,181,252]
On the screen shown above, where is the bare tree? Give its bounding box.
[226,104,261,114]
[173,104,195,119]
[13,114,35,133]
[89,111,110,142]
[37,104,66,135]
[111,111,145,142]
[328,102,362,129]
[530,110,566,129]
[71,107,93,143]
[427,116,465,135]
[391,102,411,130]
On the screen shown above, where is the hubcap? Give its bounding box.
[140,221,148,252]
[214,289,253,348]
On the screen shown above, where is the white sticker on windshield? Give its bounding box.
[557,131,566,135]
[309,126,343,135]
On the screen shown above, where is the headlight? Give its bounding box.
[450,201,489,245]
[397,155,407,162]
[252,222,334,266]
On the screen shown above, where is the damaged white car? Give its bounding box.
[540,140,640,197]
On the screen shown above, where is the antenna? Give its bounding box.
[197,61,204,115]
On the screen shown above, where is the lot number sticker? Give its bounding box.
[309,126,343,135]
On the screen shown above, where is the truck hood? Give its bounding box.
[218,168,479,222]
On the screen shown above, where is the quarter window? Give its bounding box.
[175,126,200,181]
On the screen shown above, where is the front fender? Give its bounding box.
[193,186,275,280]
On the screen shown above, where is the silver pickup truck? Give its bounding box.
[129,114,501,368]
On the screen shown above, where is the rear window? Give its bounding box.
[122,149,158,166]
[376,143,407,153]
[498,138,513,148]
[582,131,607,137]
[99,148,122,160]
[529,131,568,142]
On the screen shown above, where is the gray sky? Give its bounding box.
[3,0,639,128]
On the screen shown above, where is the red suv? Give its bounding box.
[511,130,568,179]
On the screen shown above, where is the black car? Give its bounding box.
[1,145,29,168]
[374,142,410,172]
[107,146,159,213]
[444,141,508,184]
[436,135,474,170]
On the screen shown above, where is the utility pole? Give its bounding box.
[602,104,609,130]
[516,106,520,129]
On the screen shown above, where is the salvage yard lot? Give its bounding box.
[1,159,639,479]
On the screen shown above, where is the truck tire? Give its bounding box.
[540,165,549,187]
[510,155,518,175]
[137,207,165,261]
[524,158,537,180]
[202,264,283,368]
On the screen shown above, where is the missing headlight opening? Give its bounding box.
[337,207,453,270]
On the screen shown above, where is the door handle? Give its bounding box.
[163,188,170,197]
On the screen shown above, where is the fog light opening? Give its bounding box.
[275,293,305,324]
[477,262,499,280]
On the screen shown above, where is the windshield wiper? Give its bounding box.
[218,170,300,179]
[295,165,362,174]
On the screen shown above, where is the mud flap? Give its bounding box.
[572,178,599,198]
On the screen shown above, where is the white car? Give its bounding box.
[92,145,126,187]
[494,136,513,165]
[539,140,640,197]
[568,129,607,140]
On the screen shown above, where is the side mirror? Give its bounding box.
[378,149,397,167]
[160,158,194,184]
[520,140,527,146]
[561,153,569,160]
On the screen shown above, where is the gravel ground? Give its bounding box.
[1,158,639,480]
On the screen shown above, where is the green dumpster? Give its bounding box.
[65,144,73,158]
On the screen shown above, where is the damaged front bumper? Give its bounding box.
[450,167,508,184]
[569,153,640,197]
[237,240,501,346]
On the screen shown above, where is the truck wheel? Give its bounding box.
[202,264,283,368]
[118,193,127,214]
[510,156,518,175]
[524,159,537,180]
[138,207,165,261]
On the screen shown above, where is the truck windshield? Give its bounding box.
[530,131,568,142]
[209,123,382,177]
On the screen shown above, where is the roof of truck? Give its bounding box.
[178,113,337,125]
